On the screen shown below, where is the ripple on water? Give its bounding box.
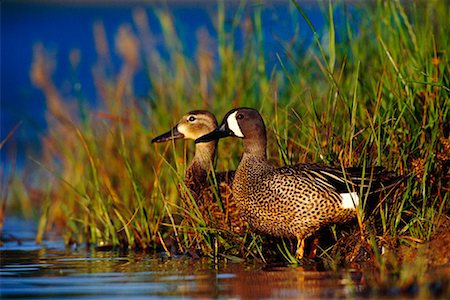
[6,218,438,299]
[0,243,364,299]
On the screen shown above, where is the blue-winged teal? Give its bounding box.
[196,107,400,259]
[152,110,245,234]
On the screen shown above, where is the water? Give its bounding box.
[1,218,363,299]
[1,247,362,299]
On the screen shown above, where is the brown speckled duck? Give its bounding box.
[152,110,245,234]
[196,107,400,259]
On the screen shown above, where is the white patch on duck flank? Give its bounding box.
[227,111,244,138]
[340,192,359,210]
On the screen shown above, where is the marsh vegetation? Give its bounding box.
[2,1,449,297]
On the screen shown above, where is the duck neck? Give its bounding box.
[242,135,267,161]
[235,135,272,196]
[190,140,217,172]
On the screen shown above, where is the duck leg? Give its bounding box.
[295,238,305,260]
[308,236,319,259]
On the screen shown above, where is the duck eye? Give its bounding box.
[188,116,196,122]
[236,113,244,120]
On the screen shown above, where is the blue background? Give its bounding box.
[1,1,334,170]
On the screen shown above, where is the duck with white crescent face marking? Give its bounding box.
[196,107,401,260]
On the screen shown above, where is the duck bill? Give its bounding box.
[195,123,229,143]
[152,126,184,143]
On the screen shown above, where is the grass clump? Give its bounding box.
[5,1,448,286]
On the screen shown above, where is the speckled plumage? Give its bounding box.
[196,107,400,259]
[152,110,245,234]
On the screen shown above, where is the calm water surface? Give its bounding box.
[1,219,363,299]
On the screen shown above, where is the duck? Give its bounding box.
[152,110,245,235]
[195,107,400,259]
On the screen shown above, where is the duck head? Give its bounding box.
[195,107,266,143]
[152,110,218,143]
